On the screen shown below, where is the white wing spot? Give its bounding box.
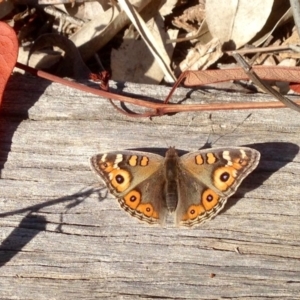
[223,151,232,165]
[101,154,107,162]
[240,150,247,158]
[113,154,123,168]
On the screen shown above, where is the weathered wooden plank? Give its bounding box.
[0,72,300,299]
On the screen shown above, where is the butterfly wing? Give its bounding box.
[175,147,260,227]
[90,151,168,225]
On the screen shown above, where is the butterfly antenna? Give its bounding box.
[209,113,253,145]
[151,118,170,148]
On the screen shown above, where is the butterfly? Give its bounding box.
[90,147,260,227]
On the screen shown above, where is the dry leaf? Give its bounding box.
[64,2,105,21]
[179,38,222,71]
[111,16,177,84]
[118,0,176,83]
[206,0,273,49]
[252,7,292,47]
[70,0,152,61]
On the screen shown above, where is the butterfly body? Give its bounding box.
[90,146,260,227]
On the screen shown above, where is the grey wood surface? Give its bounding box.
[1,72,300,299]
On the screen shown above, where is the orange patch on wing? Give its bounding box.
[128,155,138,166]
[195,154,204,165]
[232,157,249,170]
[136,203,158,218]
[182,204,206,221]
[110,169,131,192]
[123,190,141,209]
[99,161,114,172]
[140,156,149,167]
[201,189,219,210]
[213,166,237,191]
[206,153,217,164]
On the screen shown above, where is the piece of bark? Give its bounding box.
[0,73,300,299]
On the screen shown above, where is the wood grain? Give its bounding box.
[1,72,300,299]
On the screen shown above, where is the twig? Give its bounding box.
[232,53,300,113]
[16,62,300,117]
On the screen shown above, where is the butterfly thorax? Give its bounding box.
[164,147,179,212]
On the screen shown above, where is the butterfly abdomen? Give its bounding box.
[165,180,178,212]
[164,147,180,212]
